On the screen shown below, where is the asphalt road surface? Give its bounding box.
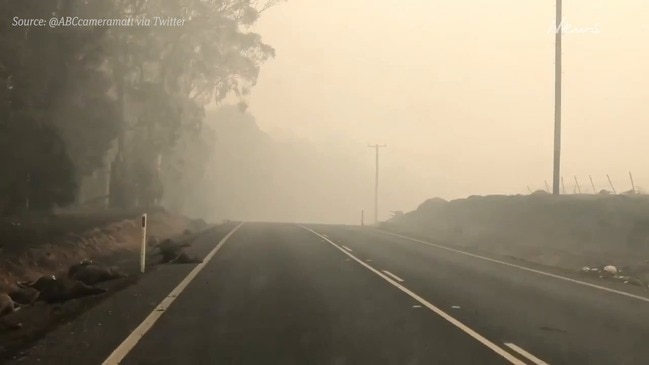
[16,222,649,364]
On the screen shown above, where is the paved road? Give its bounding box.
[19,222,649,364]
[117,223,512,365]
[306,224,649,365]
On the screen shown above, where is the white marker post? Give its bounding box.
[140,213,147,273]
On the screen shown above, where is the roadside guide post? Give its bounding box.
[140,213,147,273]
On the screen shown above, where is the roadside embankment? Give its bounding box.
[384,193,649,286]
[0,210,207,291]
[0,209,210,360]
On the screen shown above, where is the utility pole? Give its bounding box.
[368,144,386,224]
[552,0,563,195]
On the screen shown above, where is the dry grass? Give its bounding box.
[0,211,193,292]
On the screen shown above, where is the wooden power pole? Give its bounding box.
[553,0,563,195]
[368,144,386,224]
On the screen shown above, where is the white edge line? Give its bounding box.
[379,230,649,304]
[342,245,353,252]
[299,225,526,365]
[381,270,405,283]
[102,222,245,365]
[505,343,549,365]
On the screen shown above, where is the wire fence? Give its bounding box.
[528,172,643,195]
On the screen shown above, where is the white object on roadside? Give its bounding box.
[452,306,461,309]
[581,266,590,272]
[603,265,617,275]
[140,213,147,273]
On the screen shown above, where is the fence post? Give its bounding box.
[629,171,636,193]
[574,176,582,194]
[589,175,596,193]
[607,174,617,194]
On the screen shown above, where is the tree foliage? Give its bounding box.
[0,0,280,214]
[0,0,114,213]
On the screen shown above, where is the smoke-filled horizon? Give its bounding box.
[201,0,649,223]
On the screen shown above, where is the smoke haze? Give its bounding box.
[197,0,649,223]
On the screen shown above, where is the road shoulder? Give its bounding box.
[5,224,236,365]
